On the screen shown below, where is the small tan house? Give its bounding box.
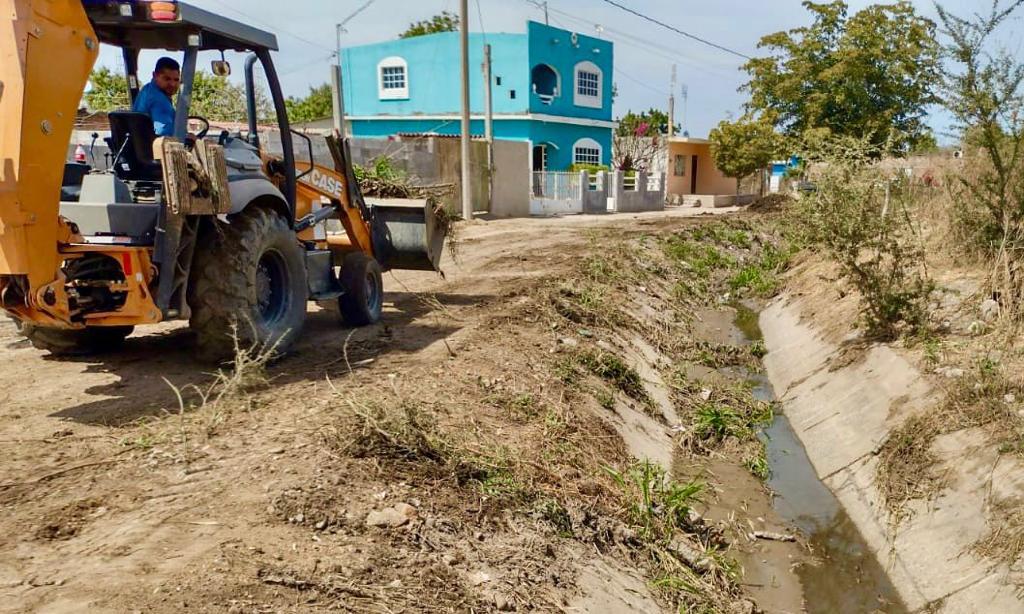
[665,136,755,208]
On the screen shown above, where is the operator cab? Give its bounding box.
[60,0,297,246]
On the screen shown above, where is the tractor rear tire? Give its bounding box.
[338,252,383,326]
[188,206,308,363]
[16,321,134,356]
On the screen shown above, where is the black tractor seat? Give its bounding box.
[107,111,164,182]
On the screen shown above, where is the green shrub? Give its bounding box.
[791,138,933,339]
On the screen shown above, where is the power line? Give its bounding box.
[531,2,738,80]
[278,52,337,77]
[614,67,667,97]
[594,0,751,60]
[475,0,487,43]
[202,0,335,53]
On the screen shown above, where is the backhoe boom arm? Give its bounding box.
[0,0,98,307]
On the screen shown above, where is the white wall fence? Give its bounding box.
[529,170,665,216]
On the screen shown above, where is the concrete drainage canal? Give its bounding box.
[725,302,905,613]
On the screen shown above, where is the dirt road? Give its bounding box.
[0,208,804,613]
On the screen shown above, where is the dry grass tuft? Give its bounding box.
[336,399,449,464]
[153,326,280,459]
[973,499,1024,568]
[876,415,946,524]
[877,358,1024,524]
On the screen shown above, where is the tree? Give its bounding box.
[613,108,679,172]
[399,11,458,38]
[188,71,251,122]
[935,0,1024,305]
[616,108,679,137]
[285,84,334,123]
[83,66,130,112]
[743,1,940,156]
[708,115,785,195]
[83,68,270,123]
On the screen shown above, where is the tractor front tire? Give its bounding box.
[17,321,134,356]
[189,206,308,363]
[338,252,383,326]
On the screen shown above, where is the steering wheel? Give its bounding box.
[187,116,211,140]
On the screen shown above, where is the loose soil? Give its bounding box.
[0,210,883,612]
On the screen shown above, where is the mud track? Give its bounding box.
[0,209,797,613]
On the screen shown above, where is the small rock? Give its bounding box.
[613,524,638,544]
[578,329,594,338]
[315,520,328,531]
[1005,394,1017,404]
[981,299,1001,322]
[699,388,713,401]
[268,448,285,455]
[388,579,402,588]
[474,531,485,541]
[493,594,515,611]
[669,537,712,571]
[935,366,965,379]
[469,571,491,586]
[366,503,417,529]
[558,337,579,348]
[967,320,987,336]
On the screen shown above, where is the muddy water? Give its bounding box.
[732,302,907,614]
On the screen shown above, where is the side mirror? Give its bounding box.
[211,60,231,77]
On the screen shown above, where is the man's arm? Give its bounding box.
[131,85,150,114]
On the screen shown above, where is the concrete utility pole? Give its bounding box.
[668,64,677,138]
[459,0,473,221]
[680,83,689,136]
[332,24,346,136]
[333,1,375,138]
[483,43,494,213]
[528,1,549,25]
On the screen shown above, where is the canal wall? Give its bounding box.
[760,294,1024,613]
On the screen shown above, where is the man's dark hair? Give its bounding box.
[154,57,180,74]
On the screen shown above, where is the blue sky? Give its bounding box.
[97,0,1018,140]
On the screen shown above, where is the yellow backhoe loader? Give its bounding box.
[0,0,444,359]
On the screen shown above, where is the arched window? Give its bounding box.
[572,138,602,166]
[573,61,603,109]
[378,56,409,100]
[531,64,560,105]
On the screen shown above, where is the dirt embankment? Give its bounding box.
[0,211,809,613]
[764,249,1024,612]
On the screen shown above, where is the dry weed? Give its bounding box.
[878,358,1024,524]
[973,499,1024,569]
[151,325,279,463]
[876,415,946,524]
[332,398,448,464]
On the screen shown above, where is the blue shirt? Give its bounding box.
[132,81,176,137]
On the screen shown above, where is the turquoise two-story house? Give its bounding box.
[341,21,614,171]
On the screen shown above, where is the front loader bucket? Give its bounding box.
[370,199,446,273]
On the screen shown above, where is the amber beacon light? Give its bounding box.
[146,0,179,22]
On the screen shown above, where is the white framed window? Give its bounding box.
[573,138,602,166]
[378,56,409,100]
[574,61,603,109]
